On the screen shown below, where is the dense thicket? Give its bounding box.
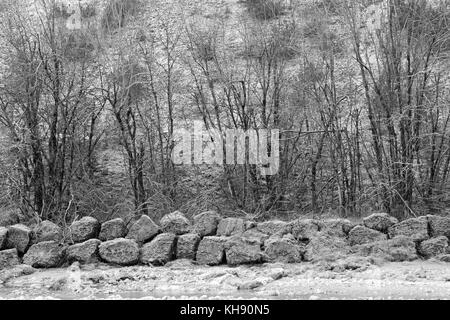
[0,0,449,225]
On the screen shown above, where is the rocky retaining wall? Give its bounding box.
[1,211,450,270]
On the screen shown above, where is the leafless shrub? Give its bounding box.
[242,0,285,20]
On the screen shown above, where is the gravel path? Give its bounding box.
[1,259,450,300]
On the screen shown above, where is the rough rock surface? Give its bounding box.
[6,224,31,254]
[23,241,67,268]
[140,233,177,266]
[192,211,221,237]
[217,218,245,237]
[264,234,304,263]
[126,215,160,243]
[98,238,139,266]
[70,217,100,243]
[0,264,36,284]
[2,212,449,272]
[348,226,387,245]
[387,217,429,242]
[363,213,398,232]
[67,239,101,264]
[225,237,265,266]
[428,215,450,238]
[321,219,355,237]
[0,227,7,250]
[303,233,351,262]
[0,249,20,269]
[99,218,127,241]
[176,233,201,260]
[160,211,191,235]
[240,229,270,245]
[355,236,418,262]
[245,221,257,230]
[196,236,227,265]
[291,219,321,241]
[419,236,449,258]
[256,220,291,236]
[34,221,62,243]
[437,254,450,262]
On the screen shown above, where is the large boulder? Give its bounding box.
[196,236,227,265]
[217,218,245,237]
[99,238,139,266]
[67,239,101,264]
[256,220,291,236]
[6,224,31,254]
[354,236,418,262]
[363,213,398,233]
[225,237,265,266]
[427,215,450,238]
[418,236,449,259]
[321,219,355,237]
[290,219,321,241]
[126,215,160,244]
[34,221,62,243]
[160,211,191,235]
[140,233,176,266]
[69,217,100,243]
[264,234,304,263]
[348,225,387,245]
[387,216,429,242]
[99,218,127,241]
[176,233,201,260]
[303,232,351,262]
[0,227,7,250]
[192,211,221,237]
[0,249,20,269]
[23,241,67,268]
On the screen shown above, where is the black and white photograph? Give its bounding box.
[0,0,450,306]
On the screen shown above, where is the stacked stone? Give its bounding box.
[1,210,450,270]
[356,213,450,262]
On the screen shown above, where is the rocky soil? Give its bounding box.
[1,259,450,300]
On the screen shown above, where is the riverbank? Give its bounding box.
[1,259,450,300]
